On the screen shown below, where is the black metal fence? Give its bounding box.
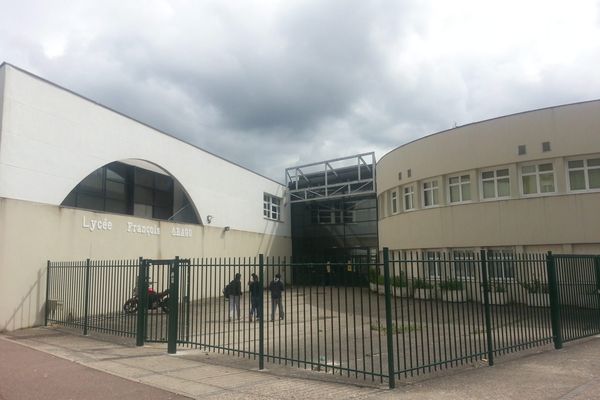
[46,251,600,388]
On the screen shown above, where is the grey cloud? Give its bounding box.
[1,0,600,180]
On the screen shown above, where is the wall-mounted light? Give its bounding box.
[223,226,230,232]
[206,215,213,224]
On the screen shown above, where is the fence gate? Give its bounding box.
[135,258,188,351]
[553,255,600,343]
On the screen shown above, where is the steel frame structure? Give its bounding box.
[285,152,376,203]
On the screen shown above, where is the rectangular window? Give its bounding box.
[263,193,281,221]
[391,190,399,214]
[521,163,555,195]
[568,157,600,191]
[422,180,439,207]
[452,250,475,278]
[481,168,510,199]
[448,175,471,203]
[403,185,414,211]
[487,249,515,279]
[426,251,442,279]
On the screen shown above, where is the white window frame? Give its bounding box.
[263,193,281,221]
[451,249,476,279]
[520,162,556,196]
[425,250,442,279]
[480,168,511,200]
[447,174,472,204]
[403,185,415,211]
[422,179,439,208]
[486,248,516,280]
[390,189,399,215]
[566,156,600,192]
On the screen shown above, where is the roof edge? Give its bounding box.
[378,98,600,165]
[0,61,285,186]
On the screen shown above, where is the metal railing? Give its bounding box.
[46,251,600,388]
[46,259,139,337]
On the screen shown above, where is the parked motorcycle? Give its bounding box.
[123,287,170,314]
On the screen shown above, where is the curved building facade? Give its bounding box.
[377,100,600,257]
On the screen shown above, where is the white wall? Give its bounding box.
[0,64,290,237]
[0,66,5,149]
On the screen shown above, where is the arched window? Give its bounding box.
[61,161,199,224]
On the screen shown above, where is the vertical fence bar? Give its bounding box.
[546,252,563,349]
[259,254,265,370]
[168,257,180,354]
[45,260,51,326]
[136,258,148,347]
[382,248,396,389]
[83,258,91,335]
[480,250,494,366]
[185,259,191,343]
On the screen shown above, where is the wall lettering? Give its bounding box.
[127,222,160,236]
[82,216,113,232]
[171,227,193,238]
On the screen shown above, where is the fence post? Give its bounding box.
[136,257,148,347]
[185,259,191,343]
[168,257,180,354]
[546,251,563,350]
[83,258,91,336]
[383,247,396,389]
[45,260,51,326]
[594,256,600,298]
[258,254,265,370]
[480,250,495,366]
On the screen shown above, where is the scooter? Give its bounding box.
[123,287,170,314]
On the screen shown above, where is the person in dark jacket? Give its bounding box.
[248,273,261,322]
[228,273,242,321]
[269,273,284,321]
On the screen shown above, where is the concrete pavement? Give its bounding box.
[1,327,600,399]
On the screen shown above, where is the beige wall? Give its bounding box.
[0,198,291,331]
[378,100,600,193]
[377,100,600,254]
[379,192,600,250]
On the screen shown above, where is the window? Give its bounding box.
[61,162,198,223]
[390,190,399,214]
[263,193,281,221]
[311,204,355,224]
[487,249,515,279]
[452,250,475,278]
[448,175,471,203]
[403,185,414,211]
[481,168,510,199]
[422,180,439,207]
[518,145,526,155]
[133,168,173,220]
[542,141,551,152]
[426,251,442,279]
[568,157,600,191]
[521,163,555,195]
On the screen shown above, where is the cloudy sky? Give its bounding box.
[1,0,599,181]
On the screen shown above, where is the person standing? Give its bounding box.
[269,273,284,321]
[248,273,261,322]
[228,273,242,321]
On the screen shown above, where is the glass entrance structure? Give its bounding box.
[286,153,378,284]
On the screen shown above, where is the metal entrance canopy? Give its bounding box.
[285,152,376,203]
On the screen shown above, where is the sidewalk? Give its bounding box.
[2,327,600,399]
